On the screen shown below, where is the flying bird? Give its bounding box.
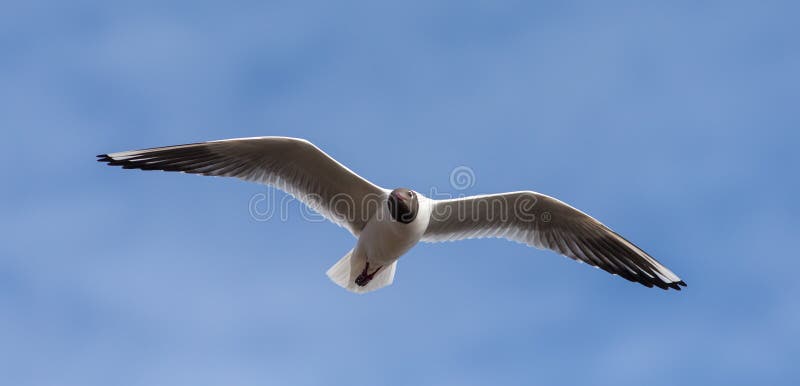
[98,136,686,293]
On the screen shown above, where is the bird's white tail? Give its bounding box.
[326,249,397,294]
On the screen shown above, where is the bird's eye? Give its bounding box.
[408,191,414,197]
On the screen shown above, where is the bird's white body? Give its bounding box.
[355,194,432,266]
[325,193,433,293]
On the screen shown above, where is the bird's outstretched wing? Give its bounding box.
[98,136,386,236]
[422,191,686,290]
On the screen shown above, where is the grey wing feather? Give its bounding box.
[98,136,386,235]
[422,191,686,290]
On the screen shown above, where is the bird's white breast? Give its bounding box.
[355,194,432,265]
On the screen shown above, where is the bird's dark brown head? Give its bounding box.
[388,188,418,224]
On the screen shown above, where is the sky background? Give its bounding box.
[2,1,799,385]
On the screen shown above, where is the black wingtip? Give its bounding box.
[664,280,687,291]
[97,154,112,163]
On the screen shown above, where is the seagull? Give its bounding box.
[98,136,686,293]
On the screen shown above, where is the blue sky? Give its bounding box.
[2,1,799,385]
